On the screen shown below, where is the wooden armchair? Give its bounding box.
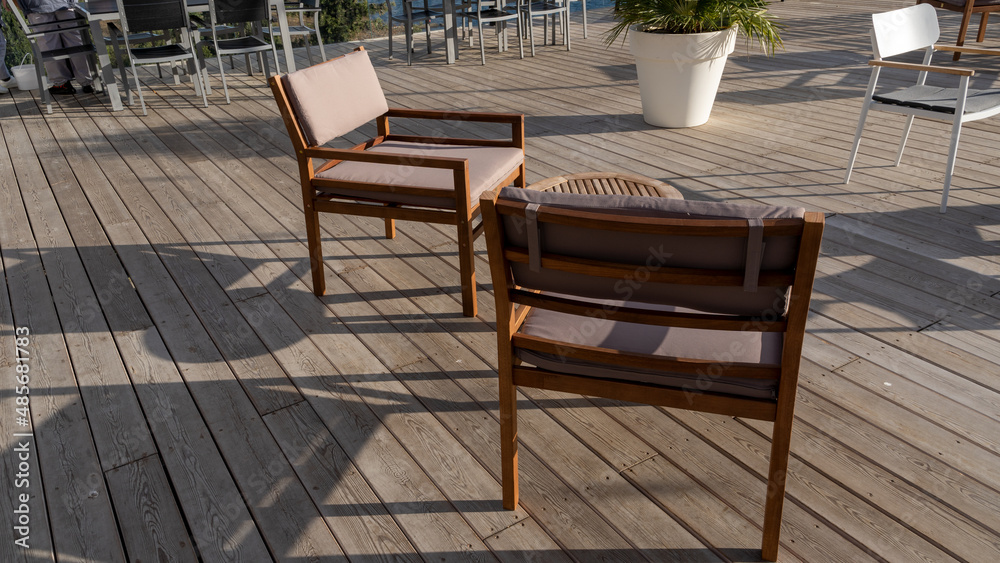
[269,47,525,316]
[481,187,824,561]
[916,0,1000,60]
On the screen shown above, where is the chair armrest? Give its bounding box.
[934,44,1000,57]
[868,60,975,76]
[24,21,92,40]
[382,108,525,149]
[301,146,468,170]
[386,107,524,124]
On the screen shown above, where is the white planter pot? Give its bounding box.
[629,26,737,128]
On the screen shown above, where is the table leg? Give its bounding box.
[444,0,457,64]
[87,18,123,111]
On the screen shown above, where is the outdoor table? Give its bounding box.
[527,171,684,199]
[75,0,297,112]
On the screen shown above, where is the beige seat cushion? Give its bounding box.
[316,141,524,209]
[516,299,782,400]
[282,49,389,146]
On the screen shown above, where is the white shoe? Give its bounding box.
[0,77,17,90]
[0,84,8,94]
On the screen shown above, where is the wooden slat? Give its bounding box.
[0,109,56,563]
[1,92,126,563]
[105,456,199,562]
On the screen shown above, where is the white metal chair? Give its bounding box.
[518,0,569,56]
[266,1,327,66]
[457,0,523,65]
[845,3,1000,212]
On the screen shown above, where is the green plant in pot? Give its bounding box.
[605,0,783,128]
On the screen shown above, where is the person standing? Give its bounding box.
[0,0,16,94]
[19,0,93,95]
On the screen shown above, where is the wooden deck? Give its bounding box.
[3,0,1000,560]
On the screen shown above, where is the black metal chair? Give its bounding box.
[388,0,442,65]
[7,0,102,113]
[199,0,280,103]
[110,0,209,115]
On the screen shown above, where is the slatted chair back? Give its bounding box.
[496,189,807,318]
[276,49,389,148]
[871,3,939,59]
[213,0,271,25]
[481,186,825,561]
[120,0,189,33]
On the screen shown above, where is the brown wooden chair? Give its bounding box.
[269,47,525,316]
[917,0,1000,59]
[481,187,824,562]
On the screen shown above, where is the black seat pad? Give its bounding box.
[873,84,1000,114]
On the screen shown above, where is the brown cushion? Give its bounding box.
[516,299,781,400]
[316,141,524,209]
[282,49,388,146]
[497,188,805,317]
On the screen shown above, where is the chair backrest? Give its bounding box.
[120,0,188,33]
[6,0,80,38]
[489,188,813,318]
[871,3,939,59]
[212,0,269,25]
[6,0,32,37]
[275,48,389,147]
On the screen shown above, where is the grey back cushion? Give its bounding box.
[498,188,806,317]
[282,49,389,147]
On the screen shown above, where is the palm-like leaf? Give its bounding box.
[606,0,783,54]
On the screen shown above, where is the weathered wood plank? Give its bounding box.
[0,110,56,563]
[17,94,158,473]
[105,455,199,562]
[1,92,126,563]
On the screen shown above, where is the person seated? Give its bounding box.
[1,0,17,93]
[19,0,94,95]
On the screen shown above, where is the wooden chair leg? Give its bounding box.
[978,12,990,42]
[761,415,794,562]
[457,216,477,317]
[385,218,396,239]
[515,163,527,188]
[499,364,519,510]
[305,205,326,296]
[954,3,976,60]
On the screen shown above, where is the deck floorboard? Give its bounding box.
[2,1,1000,561]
